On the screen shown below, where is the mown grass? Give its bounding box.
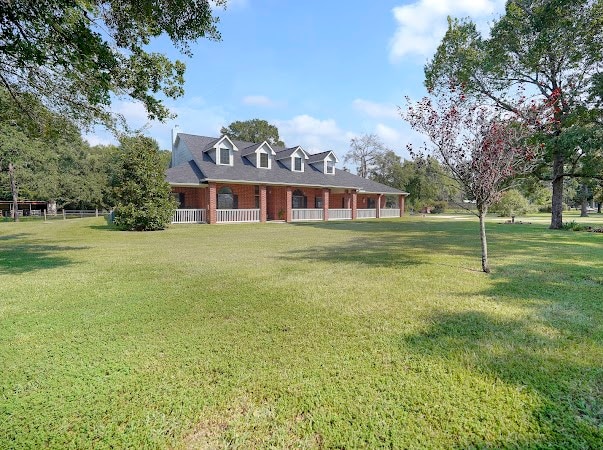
[1,214,602,448]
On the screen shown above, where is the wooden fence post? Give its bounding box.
[62,209,66,220]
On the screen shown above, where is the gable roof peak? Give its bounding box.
[211,134,239,152]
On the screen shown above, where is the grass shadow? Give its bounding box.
[87,224,119,232]
[0,243,89,274]
[403,310,603,447]
[282,236,425,268]
[0,233,31,241]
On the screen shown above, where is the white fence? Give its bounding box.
[172,208,206,224]
[64,209,100,218]
[357,208,377,219]
[292,208,323,221]
[380,208,401,218]
[217,208,260,223]
[328,208,352,220]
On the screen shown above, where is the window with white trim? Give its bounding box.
[326,160,335,174]
[293,156,303,171]
[259,152,269,168]
[219,147,230,165]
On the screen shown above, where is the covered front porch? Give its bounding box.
[170,183,405,224]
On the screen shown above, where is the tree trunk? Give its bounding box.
[550,152,564,229]
[479,208,490,273]
[580,197,588,217]
[8,162,19,222]
[598,202,601,214]
[579,184,589,217]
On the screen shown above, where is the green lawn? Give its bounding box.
[1,214,602,448]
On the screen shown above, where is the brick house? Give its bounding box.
[166,130,408,224]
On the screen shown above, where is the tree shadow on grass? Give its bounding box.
[282,236,426,269]
[400,249,603,447]
[0,233,31,241]
[403,309,603,448]
[87,224,119,232]
[0,242,89,274]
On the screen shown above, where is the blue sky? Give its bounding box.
[87,0,506,164]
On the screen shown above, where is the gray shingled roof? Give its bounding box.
[274,146,303,160]
[307,150,335,164]
[166,133,408,195]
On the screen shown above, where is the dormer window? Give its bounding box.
[219,147,231,165]
[259,152,269,168]
[326,160,335,174]
[293,156,303,172]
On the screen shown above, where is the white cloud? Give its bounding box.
[275,114,356,160]
[375,123,402,147]
[389,0,505,62]
[83,98,228,150]
[83,132,114,147]
[353,99,399,119]
[242,95,277,107]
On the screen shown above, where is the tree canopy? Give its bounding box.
[424,0,603,229]
[0,0,225,128]
[369,150,459,210]
[220,119,285,147]
[344,134,387,178]
[112,135,176,231]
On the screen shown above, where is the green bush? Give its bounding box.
[561,220,587,231]
[431,201,447,214]
[112,135,176,231]
[492,189,531,217]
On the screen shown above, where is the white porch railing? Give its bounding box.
[380,208,401,218]
[292,208,323,221]
[172,208,206,224]
[217,208,260,223]
[328,208,352,220]
[357,208,376,219]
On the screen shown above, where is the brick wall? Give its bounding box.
[267,186,288,220]
[215,183,258,209]
[171,187,207,208]
[330,193,348,209]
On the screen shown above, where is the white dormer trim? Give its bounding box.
[324,152,339,174]
[214,135,239,166]
[291,147,309,172]
[256,141,276,169]
[213,135,239,152]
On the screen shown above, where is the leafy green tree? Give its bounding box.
[0,88,79,219]
[113,136,176,231]
[425,0,603,229]
[369,150,404,186]
[492,189,531,219]
[370,151,459,211]
[0,0,224,127]
[220,119,285,147]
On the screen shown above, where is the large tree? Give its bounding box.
[220,119,285,147]
[0,0,224,128]
[345,134,387,178]
[0,88,84,220]
[425,0,603,229]
[112,135,176,231]
[369,151,459,210]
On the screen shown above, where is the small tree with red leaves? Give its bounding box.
[403,91,537,273]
